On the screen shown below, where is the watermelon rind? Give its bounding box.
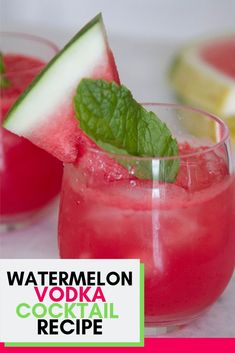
[169,34,235,117]
[3,13,119,162]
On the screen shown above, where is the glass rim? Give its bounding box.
[0,31,59,75]
[85,103,230,162]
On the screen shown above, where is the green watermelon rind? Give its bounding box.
[3,13,104,129]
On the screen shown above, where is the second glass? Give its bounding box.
[0,33,63,229]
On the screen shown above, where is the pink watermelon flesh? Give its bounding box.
[29,50,120,162]
[200,37,235,79]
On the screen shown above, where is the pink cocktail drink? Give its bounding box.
[0,33,63,226]
[59,104,235,327]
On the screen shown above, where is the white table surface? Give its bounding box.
[0,31,234,338]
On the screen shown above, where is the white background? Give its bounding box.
[1,0,235,40]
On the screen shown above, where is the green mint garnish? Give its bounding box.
[74,79,179,182]
[0,52,10,88]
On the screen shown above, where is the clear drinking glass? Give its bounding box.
[58,104,235,334]
[0,32,63,230]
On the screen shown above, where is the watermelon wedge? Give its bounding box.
[4,13,120,162]
[169,34,235,118]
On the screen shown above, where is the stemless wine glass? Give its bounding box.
[0,32,63,230]
[58,104,235,334]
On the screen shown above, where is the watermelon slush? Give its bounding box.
[0,53,62,223]
[58,105,235,326]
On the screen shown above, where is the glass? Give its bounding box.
[58,104,235,334]
[0,32,63,230]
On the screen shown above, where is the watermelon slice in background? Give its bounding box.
[4,13,120,162]
[169,34,235,144]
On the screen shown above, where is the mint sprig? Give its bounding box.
[0,52,10,88]
[74,79,179,182]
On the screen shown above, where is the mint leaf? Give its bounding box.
[0,52,10,88]
[74,79,179,182]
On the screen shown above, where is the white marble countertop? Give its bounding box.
[0,30,234,338]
